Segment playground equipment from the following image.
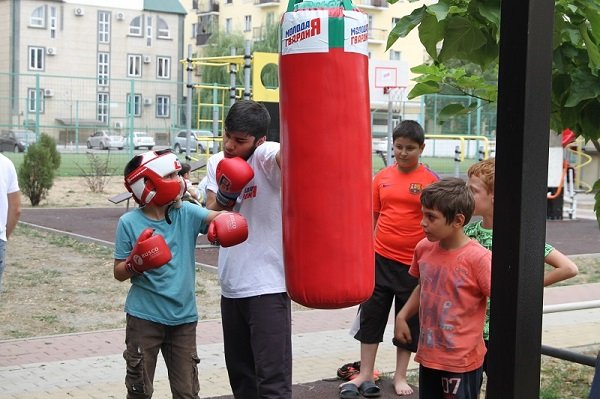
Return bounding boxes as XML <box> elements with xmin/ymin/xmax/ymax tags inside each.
<box><xmin>181</xmin><ymin>47</ymin><xmax>280</xmax><ymax>155</ymax></box>
<box><xmin>547</xmin><ymin>132</ymin><xmax>593</xmax><ymax>220</ymax></box>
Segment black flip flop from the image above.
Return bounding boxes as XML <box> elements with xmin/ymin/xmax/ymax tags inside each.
<box><xmin>358</xmin><ymin>381</ymin><xmax>381</xmax><ymax>398</ymax></box>
<box><xmin>339</xmin><ymin>382</ymin><xmax>360</xmax><ymax>399</ymax></box>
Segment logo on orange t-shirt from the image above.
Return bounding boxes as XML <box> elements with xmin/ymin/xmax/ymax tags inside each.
<box><xmin>409</xmin><ymin>183</ymin><xmax>423</xmax><ymax>194</ymax></box>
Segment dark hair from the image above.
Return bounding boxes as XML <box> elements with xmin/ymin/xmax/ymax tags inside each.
<box><xmin>179</xmin><ymin>162</ymin><xmax>191</xmax><ymax>176</ymax></box>
<box><xmin>392</xmin><ymin>120</ymin><xmax>425</xmax><ymax>145</ymax></box>
<box><xmin>225</xmin><ymin>100</ymin><xmax>271</xmax><ymax>140</ymax></box>
<box><xmin>420</xmin><ymin>177</ymin><xmax>474</xmax><ymax>225</ymax></box>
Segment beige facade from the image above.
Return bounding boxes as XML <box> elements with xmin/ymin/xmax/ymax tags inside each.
<box><xmin>1</xmin><ymin>0</ymin><xmax>186</xmax><ymax>143</ymax></box>
<box><xmin>182</xmin><ymin>0</ymin><xmax>430</xmax><ymax>83</ymax></box>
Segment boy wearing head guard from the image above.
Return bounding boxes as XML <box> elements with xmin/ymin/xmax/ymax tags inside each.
<box><xmin>114</xmin><ymin>149</ymin><xmax>248</xmax><ymax>398</ymax></box>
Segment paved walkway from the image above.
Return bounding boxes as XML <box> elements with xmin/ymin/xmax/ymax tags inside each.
<box><xmin>1</xmin><ymin>283</ymin><xmax>599</xmax><ymax>399</ymax></box>
<box><xmin>2</xmin><ymin>201</ymin><xmax>598</xmax><ymax>398</ymax></box>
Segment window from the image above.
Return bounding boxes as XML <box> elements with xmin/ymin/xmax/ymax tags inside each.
<box><xmin>98</xmin><ymin>11</ymin><xmax>111</xmax><ymax>43</ymax></box>
<box><xmin>97</xmin><ymin>93</ymin><xmax>109</xmax><ymax>123</ymax></box>
<box><xmin>266</xmin><ymin>12</ymin><xmax>274</xmax><ymax>26</ymax></box>
<box><xmin>98</xmin><ymin>52</ymin><xmax>110</xmax><ymax>86</ymax></box>
<box><xmin>225</xmin><ymin>18</ymin><xmax>232</xmax><ymax>34</ymax></box>
<box><xmin>128</xmin><ymin>54</ymin><xmax>142</xmax><ymax>77</ymax></box>
<box><xmin>191</xmin><ymin>23</ymin><xmax>198</xmax><ymax>38</ymax></box>
<box><xmin>28</xmin><ymin>47</ymin><xmax>44</xmax><ymax>70</ymax></box>
<box><xmin>192</xmin><ymin>0</ymin><xmax>198</xmax><ymax>9</ymax></box>
<box><xmin>146</xmin><ymin>16</ymin><xmax>153</xmax><ymax>46</ymax></box>
<box><xmin>244</xmin><ymin>16</ymin><xmax>252</xmax><ymax>32</ymax></box>
<box><xmin>157</xmin><ymin>57</ymin><xmax>171</xmax><ymax>79</ymax></box>
<box><xmin>27</xmin><ymin>88</ymin><xmax>45</xmax><ymax>113</ymax></box>
<box><xmin>49</xmin><ymin>6</ymin><xmax>57</xmax><ymax>38</ymax></box>
<box><xmin>389</xmin><ymin>50</ymin><xmax>401</xmax><ymax>61</ymax></box>
<box><xmin>30</xmin><ymin>6</ymin><xmax>45</xmax><ymax>28</ymax></box>
<box><xmin>392</xmin><ymin>17</ymin><xmax>401</xmax><ymax>28</ymax></box>
<box><xmin>157</xmin><ymin>17</ymin><xmax>170</xmax><ymax>39</ymax></box>
<box><xmin>129</xmin><ymin>16</ymin><xmax>143</xmax><ymax>36</ymax></box>
<box><xmin>156</xmin><ymin>96</ymin><xmax>170</xmax><ymax>118</ymax></box>
<box><xmin>127</xmin><ymin>94</ymin><xmax>142</xmax><ymax>117</ymax></box>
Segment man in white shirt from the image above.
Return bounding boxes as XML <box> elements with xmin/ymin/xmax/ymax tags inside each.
<box><xmin>0</xmin><ymin>154</ymin><xmax>22</xmax><ymax>291</ymax></box>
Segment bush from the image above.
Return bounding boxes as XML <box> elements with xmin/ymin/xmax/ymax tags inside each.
<box><xmin>76</xmin><ymin>152</ymin><xmax>117</xmax><ymax>193</ymax></box>
<box><xmin>18</xmin><ymin>134</ymin><xmax>60</xmax><ymax>206</ymax></box>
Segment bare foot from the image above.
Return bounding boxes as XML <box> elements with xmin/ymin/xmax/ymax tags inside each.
<box><xmin>393</xmin><ymin>376</ymin><xmax>414</xmax><ymax>396</ymax></box>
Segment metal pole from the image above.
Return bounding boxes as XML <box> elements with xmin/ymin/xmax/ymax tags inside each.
<box><xmin>386</xmin><ymin>94</ymin><xmax>394</xmax><ymax>166</ymax></box>
<box><xmin>454</xmin><ymin>145</ymin><xmax>461</xmax><ymax>178</ymax></box>
<box><xmin>185</xmin><ymin>44</ymin><xmax>193</xmax><ymax>159</ymax></box>
<box><xmin>243</xmin><ymin>41</ymin><xmax>251</xmax><ymax>100</ymax></box>
<box><xmin>230</xmin><ymin>48</ymin><xmax>237</xmax><ymax>106</ymax></box>
<box><xmin>486</xmin><ymin>0</ymin><xmax>555</xmax><ymax>396</ymax></box>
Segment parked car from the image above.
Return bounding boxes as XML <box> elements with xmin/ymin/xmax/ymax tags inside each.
<box><xmin>87</xmin><ymin>131</ymin><xmax>124</xmax><ymax>150</ymax></box>
<box><xmin>123</xmin><ymin>131</ymin><xmax>155</xmax><ymax>150</ymax></box>
<box><xmin>0</xmin><ymin>129</ymin><xmax>36</xmax><ymax>152</ymax></box>
<box><xmin>173</xmin><ymin>130</ymin><xmax>217</xmax><ymax>154</ymax></box>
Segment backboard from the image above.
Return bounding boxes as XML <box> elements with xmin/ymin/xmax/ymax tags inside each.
<box><xmin>368</xmin><ymin>59</ymin><xmax>409</xmax><ymax>106</ymax></box>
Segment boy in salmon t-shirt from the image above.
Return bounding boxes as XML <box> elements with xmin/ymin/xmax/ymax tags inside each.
<box><xmin>395</xmin><ymin>178</ymin><xmax>491</xmax><ymax>399</ymax></box>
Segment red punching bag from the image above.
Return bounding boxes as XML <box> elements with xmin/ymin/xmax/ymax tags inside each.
<box><xmin>280</xmin><ymin>0</ymin><xmax>374</xmax><ymax>309</ymax></box>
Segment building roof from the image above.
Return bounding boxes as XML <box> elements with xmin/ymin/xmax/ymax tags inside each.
<box><xmin>144</xmin><ymin>0</ymin><xmax>186</xmax><ymax>15</ymax></box>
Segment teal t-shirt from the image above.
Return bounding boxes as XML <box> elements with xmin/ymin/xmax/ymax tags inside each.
<box><xmin>114</xmin><ymin>202</ymin><xmax>210</xmax><ymax>325</ymax></box>
<box><xmin>464</xmin><ymin>220</ymin><xmax>554</xmax><ymax>340</ymax></box>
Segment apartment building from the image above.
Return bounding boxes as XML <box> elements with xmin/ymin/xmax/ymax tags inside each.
<box><xmin>0</xmin><ymin>0</ymin><xmax>186</xmax><ymax>143</ymax></box>
<box><xmin>181</xmin><ymin>0</ymin><xmax>430</xmax><ymax>133</ymax></box>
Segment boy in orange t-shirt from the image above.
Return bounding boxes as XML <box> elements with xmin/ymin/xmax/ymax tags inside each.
<box><xmin>395</xmin><ymin>178</ymin><xmax>491</xmax><ymax>399</ymax></box>
<box><xmin>341</xmin><ymin>120</ymin><xmax>438</xmax><ymax>398</ymax></box>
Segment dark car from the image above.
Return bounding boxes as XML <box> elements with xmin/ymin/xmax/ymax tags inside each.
<box><xmin>0</xmin><ymin>129</ymin><xmax>36</xmax><ymax>152</ymax></box>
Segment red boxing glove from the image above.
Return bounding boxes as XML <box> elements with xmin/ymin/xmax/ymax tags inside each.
<box><xmin>207</xmin><ymin>212</ymin><xmax>249</xmax><ymax>247</ymax></box>
<box><xmin>126</xmin><ymin>228</ymin><xmax>172</xmax><ymax>274</ymax></box>
<box><xmin>216</xmin><ymin>157</ymin><xmax>254</xmax><ymax>208</ymax></box>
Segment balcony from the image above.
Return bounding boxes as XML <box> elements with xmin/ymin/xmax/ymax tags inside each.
<box><xmin>368</xmin><ymin>28</ymin><xmax>388</xmax><ymax>44</ymax></box>
<box><xmin>197</xmin><ymin>1</ymin><xmax>220</xmax><ymax>14</ymax></box>
<box><xmin>254</xmin><ymin>0</ymin><xmax>280</xmax><ymax>7</ymax></box>
<box><xmin>356</xmin><ymin>0</ymin><xmax>388</xmax><ymax>9</ymax></box>
<box><xmin>196</xmin><ymin>33</ymin><xmax>213</xmax><ymax>46</ymax></box>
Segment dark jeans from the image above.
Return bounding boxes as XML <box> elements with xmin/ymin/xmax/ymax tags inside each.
<box><xmin>221</xmin><ymin>293</ymin><xmax>292</xmax><ymax>399</ymax></box>
<box><xmin>123</xmin><ymin>314</ymin><xmax>200</xmax><ymax>399</ymax></box>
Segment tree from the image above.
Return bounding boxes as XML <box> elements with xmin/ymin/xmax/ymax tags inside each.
<box><xmin>388</xmin><ymin>0</ymin><xmax>600</xmax><ymax>223</ymax></box>
<box><xmin>18</xmin><ymin>133</ymin><xmax>60</xmax><ymax>206</ymax></box>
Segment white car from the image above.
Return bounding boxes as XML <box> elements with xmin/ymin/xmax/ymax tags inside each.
<box><xmin>123</xmin><ymin>131</ymin><xmax>155</xmax><ymax>150</ymax></box>
<box><xmin>87</xmin><ymin>131</ymin><xmax>124</xmax><ymax>150</ymax></box>
<box><xmin>173</xmin><ymin>130</ymin><xmax>218</xmax><ymax>154</ymax></box>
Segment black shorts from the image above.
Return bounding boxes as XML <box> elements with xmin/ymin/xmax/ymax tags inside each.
<box><xmin>353</xmin><ymin>253</ymin><xmax>419</xmax><ymax>352</ymax></box>
<box><xmin>419</xmin><ymin>365</ymin><xmax>483</xmax><ymax>399</ymax></box>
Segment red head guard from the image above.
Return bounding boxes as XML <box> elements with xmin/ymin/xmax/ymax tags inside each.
<box><xmin>124</xmin><ymin>150</ymin><xmax>183</xmax><ymax>207</ymax></box>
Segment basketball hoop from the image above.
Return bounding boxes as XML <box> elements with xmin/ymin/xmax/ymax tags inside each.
<box><xmin>384</xmin><ymin>86</ymin><xmax>406</xmax><ymax>114</ymax></box>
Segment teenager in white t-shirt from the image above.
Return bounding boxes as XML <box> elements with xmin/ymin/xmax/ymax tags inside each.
<box><xmin>205</xmin><ymin>100</ymin><xmax>290</xmax><ymax>399</ymax></box>
<box><xmin>0</xmin><ymin>154</ymin><xmax>21</xmax><ymax>291</ymax></box>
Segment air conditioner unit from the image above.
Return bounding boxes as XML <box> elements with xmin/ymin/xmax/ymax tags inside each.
<box><xmin>43</xmin><ymin>88</ymin><xmax>54</xmax><ymax>97</ymax></box>
<box><xmin>46</xmin><ymin>47</ymin><xmax>56</xmax><ymax>55</ymax></box>
<box><xmin>143</xmin><ymin>55</ymin><xmax>152</xmax><ymax>64</ymax></box>
<box><xmin>115</xmin><ymin>12</ymin><xmax>125</xmax><ymax>21</ymax></box>
<box><xmin>143</xmin><ymin>98</ymin><xmax>152</xmax><ymax>106</ymax></box>
<box><xmin>74</xmin><ymin>7</ymin><xmax>85</xmax><ymax>16</ymax></box>
<box><xmin>114</xmin><ymin>121</ymin><xmax>123</xmax><ymax>129</ymax></box>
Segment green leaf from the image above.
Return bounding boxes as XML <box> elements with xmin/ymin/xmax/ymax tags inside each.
<box><xmin>579</xmin><ymin>25</ymin><xmax>600</xmax><ymax>73</ymax></box>
<box><xmin>427</xmin><ymin>2</ymin><xmax>450</xmax><ymax>21</ymax></box>
<box><xmin>564</xmin><ymin>69</ymin><xmax>600</xmax><ymax>107</ymax></box>
<box><xmin>407</xmin><ymin>81</ymin><xmax>441</xmax><ymax>99</ymax></box>
<box><xmin>386</xmin><ymin>6</ymin><xmax>427</xmax><ymax>50</ymax></box>
<box><xmin>477</xmin><ymin>0</ymin><xmax>501</xmax><ymax>29</ymax></box>
<box><xmin>418</xmin><ymin>14</ymin><xmax>446</xmax><ymax>60</ymax></box>
<box><xmin>438</xmin><ymin>16</ymin><xmax>487</xmax><ymax>63</ymax></box>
